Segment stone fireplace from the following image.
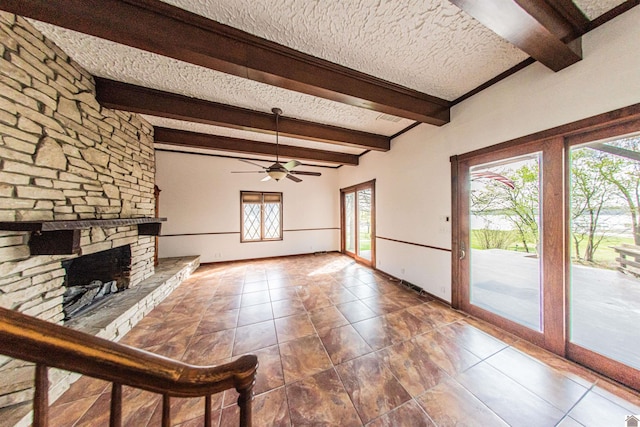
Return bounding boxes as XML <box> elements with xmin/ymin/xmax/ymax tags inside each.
<box><xmin>0</xmin><ymin>12</ymin><xmax>183</xmax><ymax>422</ymax></box>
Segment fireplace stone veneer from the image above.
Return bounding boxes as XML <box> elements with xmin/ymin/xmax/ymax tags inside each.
<box><xmin>0</xmin><ymin>12</ymin><xmax>170</xmax><ymax>420</ymax></box>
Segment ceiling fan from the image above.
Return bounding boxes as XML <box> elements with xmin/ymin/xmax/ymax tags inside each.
<box><xmin>231</xmin><ymin>108</ymin><xmax>322</xmax><ymax>183</ymax></box>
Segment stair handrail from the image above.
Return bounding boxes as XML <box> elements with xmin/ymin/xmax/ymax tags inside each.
<box><xmin>0</xmin><ymin>306</ymin><xmax>258</xmax><ymax>426</ymax></box>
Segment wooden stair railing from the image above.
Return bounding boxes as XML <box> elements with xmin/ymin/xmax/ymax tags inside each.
<box><xmin>0</xmin><ymin>306</ymin><xmax>258</xmax><ymax>427</ymax></box>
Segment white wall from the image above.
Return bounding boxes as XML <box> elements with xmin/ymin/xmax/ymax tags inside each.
<box><xmin>156</xmin><ymin>151</ymin><xmax>339</xmax><ymax>262</ymax></box>
<box><xmin>338</xmin><ymin>7</ymin><xmax>640</xmax><ymax>302</ymax></box>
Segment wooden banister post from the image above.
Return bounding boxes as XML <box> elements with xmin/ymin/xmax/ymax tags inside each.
<box><xmin>110</xmin><ymin>383</ymin><xmax>122</xmax><ymax>427</ymax></box>
<box><xmin>33</xmin><ymin>364</ymin><xmax>49</xmax><ymax>427</ymax></box>
<box><xmin>237</xmin><ymin>382</ymin><xmax>254</xmax><ymax>427</ymax></box>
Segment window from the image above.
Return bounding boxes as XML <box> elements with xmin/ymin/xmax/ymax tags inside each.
<box><xmin>241</xmin><ymin>192</ymin><xmax>283</xmax><ymax>242</ymax></box>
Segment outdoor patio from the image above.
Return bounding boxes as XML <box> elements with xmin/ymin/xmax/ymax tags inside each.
<box><xmin>471</xmin><ymin>249</ymin><xmax>640</xmax><ymax>370</ymax></box>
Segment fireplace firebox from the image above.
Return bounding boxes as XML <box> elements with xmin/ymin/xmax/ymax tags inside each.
<box><xmin>62</xmin><ymin>246</ymin><xmax>132</xmax><ymax>320</ymax></box>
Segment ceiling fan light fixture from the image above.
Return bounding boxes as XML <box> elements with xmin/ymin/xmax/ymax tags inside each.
<box><xmin>268</xmin><ymin>169</ymin><xmax>288</xmax><ymax>181</ymax></box>
<box><xmin>231</xmin><ymin>108</ymin><xmax>320</xmax><ymax>182</ymax></box>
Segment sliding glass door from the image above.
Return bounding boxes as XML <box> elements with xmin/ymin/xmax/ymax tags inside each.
<box><xmin>341</xmin><ymin>180</ymin><xmax>375</xmax><ymax>266</ymax></box>
<box><xmin>454</xmin><ymin>122</ymin><xmax>640</xmax><ymax>390</ymax></box>
<box><xmin>468</xmin><ymin>154</ymin><xmax>543</xmax><ymax>332</ymax></box>
<box><xmin>567</xmin><ymin>135</ymin><xmax>640</xmax><ymax>376</ymax></box>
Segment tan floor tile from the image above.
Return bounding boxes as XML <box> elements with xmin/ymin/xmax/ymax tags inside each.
<box><xmin>182</xmin><ymin>329</ymin><xmax>235</xmax><ymax>365</ymax></box>
<box><xmin>242</xmin><ymin>281</ymin><xmax>269</xmax><ymax>293</ymax></box>
<box><xmin>456</xmin><ymin>362</ymin><xmax>565</xmax><ymax>426</ymax></box>
<box><xmin>195</xmin><ymin>309</ymin><xmax>239</xmax><ymax>335</ymax></box>
<box><xmin>47</xmin><ymin>254</ymin><xmax>640</xmax><ymax>427</ymax></box>
<box><xmin>309</xmin><ymin>305</ymin><xmax>349</xmax><ymax>334</ymax></box>
<box><xmin>337</xmin><ymin>353</ymin><xmax>411</xmax><ymax>423</ymax></box>
<box><xmin>437</xmin><ymin>320</ymin><xmax>508</xmax><ymax>359</ymax></box>
<box><xmin>286</xmin><ymin>368</ymin><xmax>361</xmax><ymax>426</ymax></box>
<box><xmin>240</xmin><ymin>290</ymin><xmax>271</xmax><ymax>307</ymax></box>
<box><xmin>220</xmin><ymin>387</ymin><xmax>290</xmax><ymax>427</ymax></box>
<box><xmin>237</xmin><ymin>302</ymin><xmax>273</xmax><ymax>326</ymax></box>
<box><xmin>233</xmin><ymin>320</ymin><xmax>277</xmax><ymax>355</ymax></box>
<box><xmin>337</xmin><ymin>300</ymin><xmax>377</xmax><ymax>323</ymax></box>
<box><xmin>279</xmin><ymin>335</ymin><xmax>332</xmax><ymax>383</ymax></box>
<box><xmin>274</xmin><ymin>313</ymin><xmax>315</xmax><ymax>343</ymax></box>
<box><xmin>48</xmin><ymin>396</ymin><xmax>100</xmax><ymax>427</ymax></box>
<box><xmin>269</xmin><ymin>287</ymin><xmax>298</xmax><ymax>302</ymax></box>
<box><xmin>320</xmin><ymin>324</ymin><xmax>373</xmax><ymax>364</ymax></box>
<box><xmin>351</xmin><ymin>315</ymin><xmax>406</xmax><ymax>350</ymax></box>
<box><xmin>416</xmin><ymin>378</ymin><xmax>508</xmax><ymax>426</ymax></box>
<box><xmin>568</xmin><ymin>389</ymin><xmax>640</xmax><ymax>427</ymax></box>
<box><xmin>486</xmin><ymin>347</ymin><xmax>588</xmax><ymax>412</ymax></box>
<box><xmin>377</xmin><ymin>339</ymin><xmax>449</xmax><ymax>396</ymax></box>
<box><xmin>271</xmin><ymin>297</ymin><xmax>306</xmax><ymax>318</ymax></box>
<box><xmin>366</xmin><ymin>400</ymin><xmax>435</xmax><ymax>427</ymax></box>
<box><xmin>413</xmin><ymin>331</ymin><xmax>481</xmax><ymax>376</ymax></box>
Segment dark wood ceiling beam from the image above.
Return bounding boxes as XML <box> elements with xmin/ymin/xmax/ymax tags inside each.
<box><xmin>2</xmin><ymin>0</ymin><xmax>451</xmax><ymax>125</ymax></box>
<box><xmin>154</xmin><ymin>127</ymin><xmax>359</xmax><ymax>166</ymax></box>
<box><xmin>449</xmin><ymin>0</ymin><xmax>584</xmax><ymax>71</ymax></box>
<box><xmin>96</xmin><ymin>78</ymin><xmax>390</xmax><ymax>151</ymax></box>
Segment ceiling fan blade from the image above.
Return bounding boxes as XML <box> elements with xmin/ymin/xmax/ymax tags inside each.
<box><xmin>231</xmin><ymin>171</ymin><xmax>267</xmax><ymax>173</ymax></box>
<box><xmin>289</xmin><ymin>170</ymin><xmax>321</xmax><ymax>176</ymax></box>
<box><xmin>286</xmin><ymin>173</ymin><xmax>302</xmax><ymax>183</ymax></box>
<box><xmin>261</xmin><ymin>175</ymin><xmax>272</xmax><ymax>182</ymax></box>
<box><xmin>283</xmin><ymin>160</ymin><xmax>302</xmax><ymax>171</ymax></box>
<box><xmin>239</xmin><ymin>159</ymin><xmax>267</xmax><ymax>169</ymax></box>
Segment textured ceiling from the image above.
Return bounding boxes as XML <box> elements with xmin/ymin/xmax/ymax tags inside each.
<box><xmin>160</xmin><ymin>0</ymin><xmax>530</xmax><ymax>100</ymax></box>
<box><xmin>25</xmin><ymin>0</ymin><xmax>635</xmax><ymax>167</ymax></box>
<box><xmin>27</xmin><ymin>23</ymin><xmax>409</xmax><ymax>137</ymax></box>
<box><xmin>573</xmin><ymin>0</ymin><xmax>627</xmax><ymax>19</ymax></box>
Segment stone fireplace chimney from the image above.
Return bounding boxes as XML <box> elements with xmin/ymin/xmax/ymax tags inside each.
<box><xmin>0</xmin><ymin>12</ymin><xmax>159</xmax><ymax>413</ymax></box>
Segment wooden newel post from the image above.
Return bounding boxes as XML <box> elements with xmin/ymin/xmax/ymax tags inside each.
<box><xmin>235</xmin><ymin>355</ymin><xmax>258</xmax><ymax>427</ymax></box>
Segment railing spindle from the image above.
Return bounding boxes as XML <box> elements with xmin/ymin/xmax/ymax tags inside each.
<box><xmin>237</xmin><ymin>385</ymin><xmax>254</xmax><ymax>427</ymax></box>
<box><xmin>204</xmin><ymin>394</ymin><xmax>212</xmax><ymax>427</ymax></box>
<box><xmin>162</xmin><ymin>394</ymin><xmax>171</xmax><ymax>427</ymax></box>
<box><xmin>110</xmin><ymin>383</ymin><xmax>122</xmax><ymax>427</ymax></box>
<box><xmin>33</xmin><ymin>364</ymin><xmax>48</xmax><ymax>427</ymax></box>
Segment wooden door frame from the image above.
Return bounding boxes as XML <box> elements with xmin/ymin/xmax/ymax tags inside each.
<box><xmin>451</xmin><ymin>103</ymin><xmax>640</xmax><ymax>391</ymax></box>
<box><xmin>340</xmin><ymin>179</ymin><xmax>376</xmax><ymax>267</ymax></box>
<box><xmin>454</xmin><ymin>140</ymin><xmax>555</xmax><ymax>351</ymax></box>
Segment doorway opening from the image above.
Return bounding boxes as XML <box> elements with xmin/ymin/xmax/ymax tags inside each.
<box><xmin>341</xmin><ymin>180</ymin><xmax>375</xmax><ymax>266</ymax></box>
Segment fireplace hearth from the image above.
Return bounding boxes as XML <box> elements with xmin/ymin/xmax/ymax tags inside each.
<box><xmin>61</xmin><ymin>246</ymin><xmax>132</xmax><ymax>321</ymax></box>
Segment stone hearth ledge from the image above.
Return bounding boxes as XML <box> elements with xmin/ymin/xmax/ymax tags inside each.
<box><xmin>8</xmin><ymin>255</ymin><xmax>201</xmax><ymax>427</ymax></box>
<box><xmin>65</xmin><ymin>255</ymin><xmax>199</xmax><ymax>338</ymax></box>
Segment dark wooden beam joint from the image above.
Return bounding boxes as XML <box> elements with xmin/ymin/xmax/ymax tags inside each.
<box><xmin>96</xmin><ymin>78</ymin><xmax>390</xmax><ymax>151</ymax></box>
<box><xmin>154</xmin><ymin>127</ymin><xmax>360</xmax><ymax>166</ymax></box>
<box><xmin>0</xmin><ymin>0</ymin><xmax>451</xmax><ymax>125</ymax></box>
<box><xmin>96</xmin><ymin>78</ymin><xmax>389</xmax><ymax>151</ymax></box>
<box><xmin>450</xmin><ymin>0</ymin><xmax>585</xmax><ymax>72</ymax></box>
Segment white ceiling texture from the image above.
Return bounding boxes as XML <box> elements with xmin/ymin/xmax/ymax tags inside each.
<box><xmin>26</xmin><ymin>0</ymin><xmax>630</xmax><ymax>168</ymax></box>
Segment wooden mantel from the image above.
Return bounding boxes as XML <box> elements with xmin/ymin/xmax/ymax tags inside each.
<box><xmin>0</xmin><ymin>218</ymin><xmax>167</xmax><ymax>255</ymax></box>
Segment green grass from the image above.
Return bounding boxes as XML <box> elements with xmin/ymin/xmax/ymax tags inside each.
<box><xmin>570</xmin><ymin>234</ymin><xmax>634</xmax><ymax>266</ymax></box>
<box><xmin>471</xmin><ymin>228</ymin><xmax>634</xmax><ymax>269</ymax></box>
<box><xmin>359</xmin><ymin>233</ymin><xmax>371</xmax><ymax>251</ymax></box>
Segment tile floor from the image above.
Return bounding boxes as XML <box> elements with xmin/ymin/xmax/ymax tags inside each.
<box><xmin>49</xmin><ymin>253</ymin><xmax>640</xmax><ymax>426</ymax></box>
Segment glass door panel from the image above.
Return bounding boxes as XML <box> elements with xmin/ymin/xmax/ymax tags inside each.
<box><xmin>568</xmin><ymin>136</ymin><xmax>640</xmax><ymax>369</ymax></box>
<box><xmin>341</xmin><ymin>180</ymin><xmax>375</xmax><ymax>266</ymax></box>
<box><xmin>357</xmin><ymin>188</ymin><xmax>372</xmax><ymax>261</ymax></box>
<box><xmin>469</xmin><ymin>154</ymin><xmax>543</xmax><ymax>331</ymax></box>
<box><xmin>345</xmin><ymin>192</ymin><xmax>356</xmax><ymax>254</ymax></box>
